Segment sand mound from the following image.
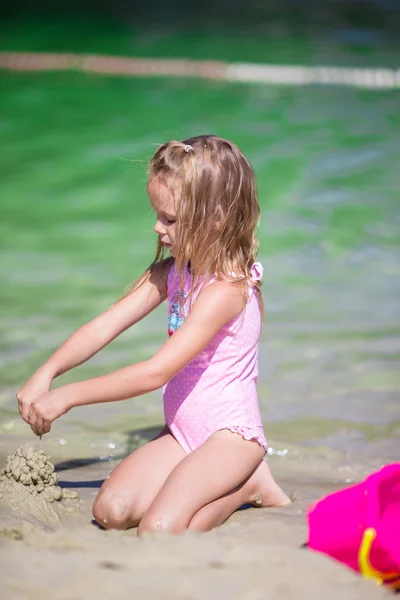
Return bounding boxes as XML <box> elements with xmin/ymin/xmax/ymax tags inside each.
<box><xmin>0</xmin><ymin>445</ymin><xmax>84</xmax><ymax>535</ymax></box>
<box><xmin>0</xmin><ymin>444</ymin><xmax>78</xmax><ymax>502</ymax></box>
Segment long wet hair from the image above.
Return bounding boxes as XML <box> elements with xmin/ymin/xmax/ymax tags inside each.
<box><xmin>124</xmin><ymin>135</ymin><xmax>262</xmax><ymax>309</ymax></box>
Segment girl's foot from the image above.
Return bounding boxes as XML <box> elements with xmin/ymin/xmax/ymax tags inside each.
<box><xmin>245</xmin><ymin>460</ymin><xmax>291</xmax><ymax>508</ymax></box>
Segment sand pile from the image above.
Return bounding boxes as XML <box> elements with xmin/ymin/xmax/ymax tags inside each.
<box><xmin>0</xmin><ymin>444</ymin><xmax>78</xmax><ymax>502</ymax></box>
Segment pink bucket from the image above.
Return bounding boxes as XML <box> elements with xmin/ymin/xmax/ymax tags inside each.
<box><xmin>307</xmin><ymin>463</ymin><xmax>400</xmax><ymax>590</ymax></box>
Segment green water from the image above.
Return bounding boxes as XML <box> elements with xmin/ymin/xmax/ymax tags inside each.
<box><xmin>0</xmin><ymin>23</ymin><xmax>399</xmax><ymax>472</ymax></box>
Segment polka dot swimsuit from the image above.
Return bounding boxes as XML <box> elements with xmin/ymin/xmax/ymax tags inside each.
<box><xmin>163</xmin><ymin>261</ymin><xmax>268</xmax><ymax>454</ymax></box>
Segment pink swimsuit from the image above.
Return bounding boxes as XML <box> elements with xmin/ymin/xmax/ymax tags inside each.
<box><xmin>163</xmin><ymin>261</ymin><xmax>268</xmax><ymax>454</ymax></box>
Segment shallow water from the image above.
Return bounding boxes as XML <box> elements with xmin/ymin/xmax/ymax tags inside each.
<box><xmin>0</xmin><ymin>48</ymin><xmax>399</xmax><ymax>494</ymax></box>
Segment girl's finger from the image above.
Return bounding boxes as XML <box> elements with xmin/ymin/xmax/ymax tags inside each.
<box><xmin>27</xmin><ymin>403</ymin><xmax>34</xmax><ymax>425</ymax></box>
<box><xmin>20</xmin><ymin>406</ymin><xmax>31</xmax><ymax>424</ymax></box>
<box><xmin>42</xmin><ymin>420</ymin><xmax>51</xmax><ymax>435</ymax></box>
<box><xmin>35</xmin><ymin>415</ymin><xmax>44</xmax><ymax>437</ymax></box>
<box><xmin>29</xmin><ymin>408</ymin><xmax>38</xmax><ymax>434</ymax></box>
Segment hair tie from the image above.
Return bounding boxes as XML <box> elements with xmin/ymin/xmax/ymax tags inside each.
<box><xmin>184</xmin><ymin>144</ymin><xmax>193</xmax><ymax>153</ymax></box>
<box><xmin>250</xmin><ymin>262</ymin><xmax>263</xmax><ymax>282</ymax></box>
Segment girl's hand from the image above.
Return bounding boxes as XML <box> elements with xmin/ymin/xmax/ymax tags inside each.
<box><xmin>16</xmin><ymin>368</ymin><xmax>54</xmax><ymax>424</ymax></box>
<box><xmin>28</xmin><ymin>388</ymin><xmax>72</xmax><ymax>437</ymax></box>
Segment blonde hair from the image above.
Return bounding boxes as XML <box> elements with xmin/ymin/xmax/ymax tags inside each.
<box><xmin>124</xmin><ymin>135</ymin><xmax>262</xmax><ymax>309</ymax></box>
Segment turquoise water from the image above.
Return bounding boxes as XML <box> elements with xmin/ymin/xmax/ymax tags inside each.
<box><xmin>0</xmin><ymin>27</ymin><xmax>399</xmax><ymax>474</ymax></box>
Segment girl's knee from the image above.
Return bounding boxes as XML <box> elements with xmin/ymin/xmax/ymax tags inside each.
<box><xmin>92</xmin><ymin>491</ymin><xmax>134</xmax><ymax>530</ymax></box>
<box><xmin>137</xmin><ymin>510</ymin><xmax>187</xmax><ymax>536</ymax></box>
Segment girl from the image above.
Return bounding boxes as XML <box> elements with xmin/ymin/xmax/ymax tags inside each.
<box><xmin>16</xmin><ymin>135</ymin><xmax>290</xmax><ymax>534</ymax></box>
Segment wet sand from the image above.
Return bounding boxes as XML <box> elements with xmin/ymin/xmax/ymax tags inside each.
<box><xmin>0</xmin><ymin>444</ymin><xmax>390</xmax><ymax>600</ymax></box>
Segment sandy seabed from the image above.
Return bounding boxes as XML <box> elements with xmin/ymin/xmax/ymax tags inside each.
<box><xmin>0</xmin><ymin>452</ymin><xmax>389</xmax><ymax>600</ymax></box>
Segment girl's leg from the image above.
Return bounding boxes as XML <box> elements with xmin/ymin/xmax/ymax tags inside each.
<box><xmin>188</xmin><ymin>459</ymin><xmax>290</xmax><ymax>531</ymax></box>
<box><xmin>92</xmin><ymin>426</ymin><xmax>186</xmax><ymax>530</ymax></box>
<box><xmin>138</xmin><ymin>429</ymin><xmax>267</xmax><ymax>536</ymax></box>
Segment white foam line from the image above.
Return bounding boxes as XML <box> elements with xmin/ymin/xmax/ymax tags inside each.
<box><xmin>0</xmin><ymin>52</ymin><xmax>399</xmax><ymax>90</ymax></box>
<box><xmin>227</xmin><ymin>63</ymin><xmax>400</xmax><ymax>89</ymax></box>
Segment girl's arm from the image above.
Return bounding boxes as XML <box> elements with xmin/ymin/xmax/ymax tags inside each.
<box><xmin>28</xmin><ymin>280</ymin><xmax>245</xmax><ymax>435</ymax></box>
<box><xmin>40</xmin><ymin>258</ymin><xmax>173</xmax><ymax>378</ymax></box>
<box><xmin>17</xmin><ymin>258</ymin><xmax>173</xmax><ymax>421</ymax></box>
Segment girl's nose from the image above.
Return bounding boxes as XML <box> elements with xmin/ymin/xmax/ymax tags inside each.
<box><xmin>154</xmin><ymin>219</ymin><xmax>166</xmax><ymax>236</ymax></box>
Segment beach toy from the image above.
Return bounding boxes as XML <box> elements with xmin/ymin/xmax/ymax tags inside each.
<box><xmin>307</xmin><ymin>463</ymin><xmax>400</xmax><ymax>591</ymax></box>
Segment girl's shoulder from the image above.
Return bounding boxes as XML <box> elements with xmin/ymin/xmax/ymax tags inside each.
<box><xmin>210</xmin><ymin>261</ymin><xmax>263</xmax><ymax>297</ymax></box>
<box><xmin>191</xmin><ymin>279</ymin><xmax>247</xmax><ymax>328</ymax></box>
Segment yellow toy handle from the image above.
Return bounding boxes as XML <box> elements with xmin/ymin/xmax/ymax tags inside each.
<box><xmin>358</xmin><ymin>528</ymin><xmax>400</xmax><ymax>590</ymax></box>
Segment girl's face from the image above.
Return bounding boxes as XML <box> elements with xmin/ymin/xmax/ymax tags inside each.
<box><xmin>148</xmin><ymin>178</ymin><xmax>177</xmax><ymax>257</ymax></box>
